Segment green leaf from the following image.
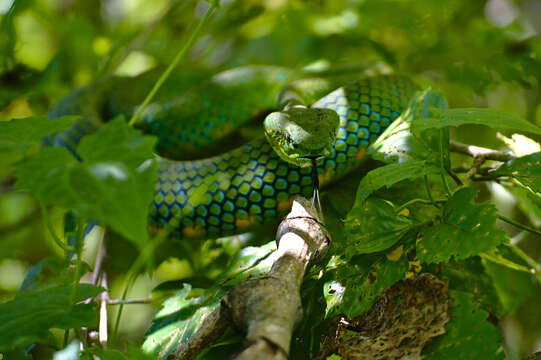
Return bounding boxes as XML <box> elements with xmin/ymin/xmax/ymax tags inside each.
<box><xmin>19</xmin><ymin>256</ymin><xmax>91</xmax><ymax>291</ymax></box>
<box><xmin>423</xmin><ymin>291</ymin><xmax>504</xmax><ymax>360</ymax></box>
<box><xmin>435</xmin><ymin>258</ymin><xmax>504</xmax><ymax>317</ymax></box>
<box><xmin>324</xmin><ymin>251</ymin><xmax>409</xmax><ymax>318</ymax></box>
<box><xmin>0</xmin><ymin>116</ymin><xmax>78</xmax><ymax>152</ymax></box>
<box><xmin>86</xmin><ymin>345</ymin><xmax>157</xmax><ymax>360</ymax></box>
<box><xmin>343</xmin><ymin>198</ymin><xmax>413</xmax><ymax>256</ymax></box>
<box><xmin>0</xmin><ymin>284</ymin><xmax>103</xmax><ymax>351</ymax></box>
<box><xmin>369</xmin><ymin>90</ymin><xmax>450</xmax><ymax>166</ymax></box>
<box><xmin>77</xmin><ymin>117</ymin><xmax>156</xmax><ymax>168</ymax></box>
<box><xmin>15</xmin><ymin>146</ymin><xmax>157</xmax><ymax>249</ymax></box>
<box><xmin>354</xmin><ymin>160</ymin><xmax>441</xmax><ymax>204</ymax></box>
<box><xmin>481</xmin><ymin>246</ymin><xmax>534</xmax><ymax>313</ymax></box>
<box><xmin>143</xmin><ymin>284</ymin><xmax>219</xmax><ymax>360</ymax></box>
<box><xmin>417</xmin><ymin>188</ymin><xmax>508</xmax><ymax>264</ymax></box>
<box><xmin>491</xmin><ymin>152</ymin><xmax>541</xmax><ymax>195</ymax></box>
<box><xmin>412</xmin><ymin>108</ymin><xmax>541</xmax><ymax>136</ymax></box>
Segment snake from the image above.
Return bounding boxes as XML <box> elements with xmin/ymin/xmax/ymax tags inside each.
<box><xmin>48</xmin><ymin>66</ymin><xmax>417</xmax><ymax>239</ymax></box>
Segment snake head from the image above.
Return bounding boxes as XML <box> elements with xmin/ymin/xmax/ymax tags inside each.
<box><xmin>263</xmin><ymin>107</ymin><xmax>339</xmax><ymax>167</ymax></box>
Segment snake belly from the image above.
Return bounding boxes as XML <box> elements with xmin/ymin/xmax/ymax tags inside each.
<box><xmin>153</xmin><ymin>74</ymin><xmax>417</xmax><ymax>238</ymax></box>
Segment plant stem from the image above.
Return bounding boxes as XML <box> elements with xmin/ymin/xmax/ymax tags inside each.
<box><xmin>450</xmin><ymin>140</ymin><xmax>515</xmax><ymax>162</ymax></box>
<box><xmin>110</xmin><ymin>228</ymin><xmax>170</xmax><ymax>345</ymax></box>
<box><xmin>395</xmin><ymin>198</ymin><xmax>447</xmax><ymax>213</ymax></box>
<box><xmin>40</xmin><ymin>203</ymin><xmax>74</xmax><ymax>253</ymax></box>
<box><xmin>128</xmin><ymin>4</ymin><xmax>217</xmax><ymax>127</ymax></box>
<box><xmin>498</xmin><ymin>214</ymin><xmax>541</xmax><ymax>237</ymax></box>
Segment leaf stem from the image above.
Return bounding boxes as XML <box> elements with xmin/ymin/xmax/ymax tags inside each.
<box><xmin>40</xmin><ymin>203</ymin><xmax>74</xmax><ymax>253</ymax></box>
<box><xmin>128</xmin><ymin>4</ymin><xmax>217</xmax><ymax>127</ymax></box>
<box><xmin>498</xmin><ymin>214</ymin><xmax>541</xmax><ymax>237</ymax></box>
<box><xmin>504</xmin><ymin>243</ymin><xmax>541</xmax><ymax>287</ymax></box>
<box><xmin>395</xmin><ymin>198</ymin><xmax>447</xmax><ymax>213</ymax></box>
<box><xmin>110</xmin><ymin>227</ymin><xmax>170</xmax><ymax>345</ymax></box>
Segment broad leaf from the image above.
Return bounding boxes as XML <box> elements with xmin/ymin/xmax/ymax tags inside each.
<box><xmin>143</xmin><ymin>284</ymin><xmax>219</xmax><ymax>360</ymax></box>
<box><xmin>19</xmin><ymin>256</ymin><xmax>91</xmax><ymax>292</ymax></box>
<box><xmin>423</xmin><ymin>291</ymin><xmax>504</xmax><ymax>360</ymax></box>
<box><xmin>354</xmin><ymin>160</ymin><xmax>441</xmax><ymax>203</ymax></box>
<box><xmin>0</xmin><ymin>284</ymin><xmax>103</xmax><ymax>351</ymax></box>
<box><xmin>86</xmin><ymin>345</ymin><xmax>157</xmax><ymax>360</ymax></box>
<box><xmin>78</xmin><ymin>117</ymin><xmax>156</xmax><ymax>168</ymax></box>
<box><xmin>324</xmin><ymin>251</ymin><xmax>409</xmax><ymax>318</ymax></box>
<box><xmin>369</xmin><ymin>90</ymin><xmax>450</xmax><ymax>167</ymax></box>
<box><xmin>491</xmin><ymin>152</ymin><xmax>541</xmax><ymax>195</ymax></box>
<box><xmin>412</xmin><ymin>108</ymin><xmax>541</xmax><ymax>136</ymax></box>
<box><xmin>344</xmin><ymin>198</ymin><xmax>413</xmax><ymax>256</ymax></box>
<box><xmin>417</xmin><ymin>188</ymin><xmax>508</xmax><ymax>264</ymax></box>
<box><xmin>482</xmin><ymin>246</ymin><xmax>534</xmax><ymax>314</ymax></box>
<box><xmin>0</xmin><ymin>115</ymin><xmax>78</xmax><ymax>152</ymax></box>
<box><xmin>15</xmin><ymin>147</ymin><xmax>157</xmax><ymax>249</ymax></box>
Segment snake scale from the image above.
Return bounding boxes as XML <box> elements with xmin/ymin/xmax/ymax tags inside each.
<box><xmin>48</xmin><ymin>66</ymin><xmax>417</xmax><ymax>239</ymax></box>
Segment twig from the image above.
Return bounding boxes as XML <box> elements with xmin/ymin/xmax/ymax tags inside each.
<box><xmin>172</xmin><ymin>196</ymin><xmax>330</xmax><ymax>360</ymax></box>
<box><xmin>465</xmin><ymin>155</ymin><xmax>486</xmax><ymax>181</ymax></box>
<box><xmin>128</xmin><ymin>3</ymin><xmax>217</xmax><ymax>126</ymax></box>
<box><xmin>499</xmin><ymin>214</ymin><xmax>541</xmax><ymax>237</ymax></box>
<box><xmin>106</xmin><ymin>297</ymin><xmax>152</xmax><ymax>305</ymax></box>
<box><xmin>504</xmin><ymin>244</ymin><xmax>541</xmax><ymax>287</ymax></box>
<box><xmin>450</xmin><ymin>141</ymin><xmax>515</xmax><ymax>162</ymax></box>
<box><xmin>99</xmin><ymin>274</ymin><xmax>109</xmax><ymax>346</ymax></box>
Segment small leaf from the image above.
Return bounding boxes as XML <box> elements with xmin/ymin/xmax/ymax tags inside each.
<box><xmin>423</xmin><ymin>291</ymin><xmax>504</xmax><ymax>360</ymax></box>
<box><xmin>324</xmin><ymin>252</ymin><xmax>409</xmax><ymax>318</ymax></box>
<box><xmin>143</xmin><ymin>284</ymin><xmax>219</xmax><ymax>360</ymax></box>
<box><xmin>344</xmin><ymin>198</ymin><xmax>413</xmax><ymax>256</ymax></box>
<box><xmin>0</xmin><ymin>284</ymin><xmax>103</xmax><ymax>351</ymax></box>
<box><xmin>417</xmin><ymin>188</ymin><xmax>508</xmax><ymax>264</ymax></box>
<box><xmin>491</xmin><ymin>152</ymin><xmax>541</xmax><ymax>194</ymax></box>
<box><xmin>354</xmin><ymin>160</ymin><xmax>441</xmax><ymax>203</ymax></box>
<box><xmin>412</xmin><ymin>108</ymin><xmax>541</xmax><ymax>136</ymax></box>
<box><xmin>0</xmin><ymin>116</ymin><xmax>78</xmax><ymax>152</ymax></box>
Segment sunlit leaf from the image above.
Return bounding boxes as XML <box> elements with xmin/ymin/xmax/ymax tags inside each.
<box><xmin>412</xmin><ymin>108</ymin><xmax>541</xmax><ymax>136</ymax></box>
<box><xmin>354</xmin><ymin>160</ymin><xmax>441</xmax><ymax>204</ymax></box>
<box><xmin>344</xmin><ymin>198</ymin><xmax>413</xmax><ymax>256</ymax></box>
<box><xmin>143</xmin><ymin>284</ymin><xmax>219</xmax><ymax>360</ymax></box>
<box><xmin>491</xmin><ymin>152</ymin><xmax>541</xmax><ymax>195</ymax></box>
<box><xmin>324</xmin><ymin>251</ymin><xmax>409</xmax><ymax>318</ymax></box>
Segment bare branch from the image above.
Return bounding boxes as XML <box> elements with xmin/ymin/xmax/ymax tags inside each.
<box><xmin>106</xmin><ymin>297</ymin><xmax>152</xmax><ymax>305</ymax></box>
<box><xmin>450</xmin><ymin>141</ymin><xmax>515</xmax><ymax>162</ymax></box>
<box><xmin>171</xmin><ymin>196</ymin><xmax>330</xmax><ymax>360</ymax></box>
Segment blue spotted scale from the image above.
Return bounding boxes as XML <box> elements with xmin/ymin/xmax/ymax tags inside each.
<box><xmin>49</xmin><ymin>67</ymin><xmax>417</xmax><ymax>239</ymax></box>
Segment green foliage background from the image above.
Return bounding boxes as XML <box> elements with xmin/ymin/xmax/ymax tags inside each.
<box><xmin>1</xmin><ymin>0</ymin><xmax>541</xmax><ymax>359</ymax></box>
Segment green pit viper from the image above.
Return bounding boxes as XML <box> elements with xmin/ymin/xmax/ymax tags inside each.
<box><xmin>48</xmin><ymin>66</ymin><xmax>417</xmax><ymax>239</ymax></box>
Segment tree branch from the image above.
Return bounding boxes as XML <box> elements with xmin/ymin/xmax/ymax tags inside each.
<box><xmin>450</xmin><ymin>141</ymin><xmax>515</xmax><ymax>162</ymax></box>
<box><xmin>171</xmin><ymin>196</ymin><xmax>330</xmax><ymax>360</ymax></box>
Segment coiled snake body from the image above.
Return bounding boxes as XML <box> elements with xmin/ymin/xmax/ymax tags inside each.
<box><xmin>49</xmin><ymin>66</ymin><xmax>417</xmax><ymax>239</ymax></box>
